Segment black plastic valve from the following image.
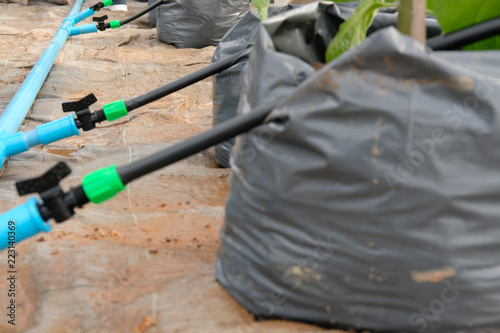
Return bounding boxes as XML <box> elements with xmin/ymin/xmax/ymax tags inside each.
<box><xmin>16</xmin><ymin>162</ymin><xmax>71</xmax><ymax>196</ymax></box>
<box><xmin>16</xmin><ymin>162</ymin><xmax>89</xmax><ymax>223</ymax></box>
<box><xmin>93</xmin><ymin>15</ymin><xmax>109</xmax><ymax>31</ymax></box>
<box><xmin>62</xmin><ymin>93</ymin><xmax>106</xmax><ymax>131</ymax></box>
<box><xmin>91</xmin><ymin>1</ymin><xmax>106</xmax><ymax>12</ymax></box>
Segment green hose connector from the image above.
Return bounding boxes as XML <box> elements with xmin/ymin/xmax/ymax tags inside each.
<box><xmin>103</xmin><ymin>100</ymin><xmax>128</xmax><ymax>121</ymax></box>
<box><xmin>82</xmin><ymin>165</ymin><xmax>125</xmax><ymax>204</ymax></box>
<box><xmin>103</xmin><ymin>0</ymin><xmax>113</xmax><ymax>6</ymax></box>
<box><xmin>110</xmin><ymin>20</ymin><xmax>121</xmax><ymax>29</ymax></box>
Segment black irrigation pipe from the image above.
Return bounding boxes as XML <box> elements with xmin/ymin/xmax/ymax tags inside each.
<box><xmin>88</xmin><ymin>49</ymin><xmax>251</xmax><ymax>129</ymax></box>
<box><xmin>116</xmin><ymin>102</ymin><xmax>274</xmax><ymax>184</ymax></box>
<box><xmin>105</xmin><ymin>0</ymin><xmax>164</xmax><ymax>28</ymax></box>
<box><xmin>427</xmin><ymin>16</ymin><xmax>500</xmax><ymax>50</ymax></box>
<box><xmin>123</xmin><ymin>48</ymin><xmax>252</xmax><ymax>111</ymax></box>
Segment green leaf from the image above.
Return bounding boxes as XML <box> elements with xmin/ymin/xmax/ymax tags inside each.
<box><xmin>251</xmin><ymin>0</ymin><xmax>271</xmax><ymax>21</ymax></box>
<box><xmin>434</xmin><ymin>0</ymin><xmax>500</xmax><ymax>50</ymax></box>
<box><xmin>325</xmin><ymin>0</ymin><xmax>394</xmax><ymax>63</ymax></box>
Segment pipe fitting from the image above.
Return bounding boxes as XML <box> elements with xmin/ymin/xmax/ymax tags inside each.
<box><xmin>69</xmin><ymin>23</ymin><xmax>98</xmax><ymax>36</ymax></box>
<box><xmin>0</xmin><ymin>115</ymin><xmax>80</xmax><ymax>168</ymax></box>
<box><xmin>34</xmin><ymin>115</ymin><xmax>80</xmax><ymax>145</ymax></box>
<box><xmin>0</xmin><ymin>197</ymin><xmax>51</xmax><ymax>251</ymax></box>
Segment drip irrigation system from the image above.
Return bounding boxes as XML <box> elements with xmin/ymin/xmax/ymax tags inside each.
<box><xmin>2</xmin><ymin>16</ymin><xmax>500</xmax><ymax>250</ymax></box>
<box><xmin>0</xmin><ymin>0</ymin><xmax>168</xmax><ymax>169</ymax></box>
<box><xmin>72</xmin><ymin>0</ymin><xmax>166</xmax><ymax>35</ymax></box>
<box><xmin>0</xmin><ymin>0</ymin><xmax>117</xmax><ymax>168</ymax></box>
<box><xmin>0</xmin><ymin>0</ymin><xmax>98</xmax><ymax>166</ymax></box>
<box><xmin>0</xmin><ymin>48</ymin><xmax>251</xmax><ymax>169</ymax></box>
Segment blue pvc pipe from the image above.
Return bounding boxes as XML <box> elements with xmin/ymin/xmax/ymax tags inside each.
<box><xmin>0</xmin><ymin>0</ymin><xmax>85</xmax><ymax>137</ymax></box>
<box><xmin>0</xmin><ymin>197</ymin><xmax>50</xmax><ymax>251</ymax></box>
<box><xmin>0</xmin><ymin>0</ymin><xmax>86</xmax><ymax>167</ymax></box>
<box><xmin>0</xmin><ymin>115</ymin><xmax>80</xmax><ymax>166</ymax></box>
<box><xmin>69</xmin><ymin>23</ymin><xmax>98</xmax><ymax>36</ymax></box>
<box><xmin>72</xmin><ymin>7</ymin><xmax>95</xmax><ymax>24</ymax></box>
<box><xmin>0</xmin><ymin>115</ymin><xmax>80</xmax><ymax>161</ymax></box>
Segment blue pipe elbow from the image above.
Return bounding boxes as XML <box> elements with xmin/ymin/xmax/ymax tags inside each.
<box><xmin>69</xmin><ymin>23</ymin><xmax>98</xmax><ymax>36</ymax></box>
<box><xmin>1</xmin><ymin>132</ymin><xmax>28</xmax><ymax>157</ymax></box>
<box><xmin>0</xmin><ymin>198</ymin><xmax>51</xmax><ymax>251</ymax></box>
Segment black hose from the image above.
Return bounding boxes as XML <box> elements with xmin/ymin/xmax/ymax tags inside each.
<box><xmin>116</xmin><ymin>102</ymin><xmax>273</xmax><ymax>184</ymax></box>
<box><xmin>124</xmin><ymin>48</ymin><xmax>251</xmax><ymax>111</ymax></box>
<box><xmin>428</xmin><ymin>16</ymin><xmax>500</xmax><ymax>50</ymax></box>
<box><xmin>104</xmin><ymin>0</ymin><xmax>164</xmax><ymax>29</ymax></box>
<box><xmin>120</xmin><ymin>0</ymin><xmax>163</xmax><ymax>26</ymax></box>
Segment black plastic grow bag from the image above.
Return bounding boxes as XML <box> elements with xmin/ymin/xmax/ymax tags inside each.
<box><xmin>156</xmin><ymin>0</ymin><xmax>249</xmax><ymax>49</ymax></box>
<box><xmin>215</xmin><ymin>20</ymin><xmax>500</xmax><ymax>333</ymax></box>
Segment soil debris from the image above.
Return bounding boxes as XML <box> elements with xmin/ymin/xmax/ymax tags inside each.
<box><xmin>133</xmin><ymin>316</ymin><xmax>156</xmax><ymax>333</ymax></box>
<box><xmin>411</xmin><ymin>266</ymin><xmax>456</xmax><ymax>283</ymax></box>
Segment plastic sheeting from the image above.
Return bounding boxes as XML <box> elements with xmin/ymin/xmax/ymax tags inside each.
<box><xmin>217</xmin><ymin>25</ymin><xmax>500</xmax><ymax>332</ymax></box>
<box><xmin>156</xmin><ymin>0</ymin><xmax>249</xmax><ymax>49</ymax></box>
<box><xmin>211</xmin><ymin>1</ymin><xmax>441</xmax><ymax>167</ymax></box>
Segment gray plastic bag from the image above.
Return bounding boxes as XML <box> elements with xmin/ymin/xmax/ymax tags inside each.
<box><xmin>147</xmin><ymin>0</ymin><xmax>157</xmax><ymax>28</ymax></box>
<box><xmin>156</xmin><ymin>0</ymin><xmax>249</xmax><ymax>49</ymax></box>
<box><xmin>211</xmin><ymin>1</ymin><xmax>441</xmax><ymax>167</ymax></box>
<box><xmin>211</xmin><ymin>6</ymin><xmax>296</xmax><ymax>167</ymax></box>
<box><xmin>216</xmin><ymin>24</ymin><xmax>500</xmax><ymax>333</ymax></box>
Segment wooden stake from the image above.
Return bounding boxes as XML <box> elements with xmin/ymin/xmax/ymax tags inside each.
<box><xmin>397</xmin><ymin>0</ymin><xmax>427</xmax><ymax>44</ymax></box>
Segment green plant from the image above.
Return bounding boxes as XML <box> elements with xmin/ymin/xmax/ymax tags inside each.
<box><xmin>326</xmin><ymin>0</ymin><xmax>500</xmax><ymax>62</ymax></box>
<box><xmin>251</xmin><ymin>0</ymin><xmax>271</xmax><ymax>21</ymax></box>
<box><xmin>325</xmin><ymin>0</ymin><xmax>395</xmax><ymax>62</ymax></box>
<box><xmin>434</xmin><ymin>0</ymin><xmax>500</xmax><ymax>50</ymax></box>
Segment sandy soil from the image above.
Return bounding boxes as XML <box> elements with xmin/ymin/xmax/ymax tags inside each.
<box><xmin>0</xmin><ymin>1</ymin><xmax>347</xmax><ymax>332</ymax></box>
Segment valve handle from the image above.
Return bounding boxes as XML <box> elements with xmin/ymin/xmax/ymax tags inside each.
<box><xmin>91</xmin><ymin>1</ymin><xmax>108</xmax><ymax>12</ymax></box>
<box><xmin>93</xmin><ymin>16</ymin><xmax>109</xmax><ymax>31</ymax></box>
<box><xmin>93</xmin><ymin>15</ymin><xmax>109</xmax><ymax>22</ymax></box>
<box><xmin>14</xmin><ymin>162</ymin><xmax>88</xmax><ymax>223</ymax></box>
<box><xmin>16</xmin><ymin>162</ymin><xmax>71</xmax><ymax>196</ymax></box>
<box><xmin>62</xmin><ymin>93</ymin><xmax>97</xmax><ymax>113</ymax></box>
<box><xmin>61</xmin><ymin>94</ymin><xmax>100</xmax><ymax>131</ymax></box>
